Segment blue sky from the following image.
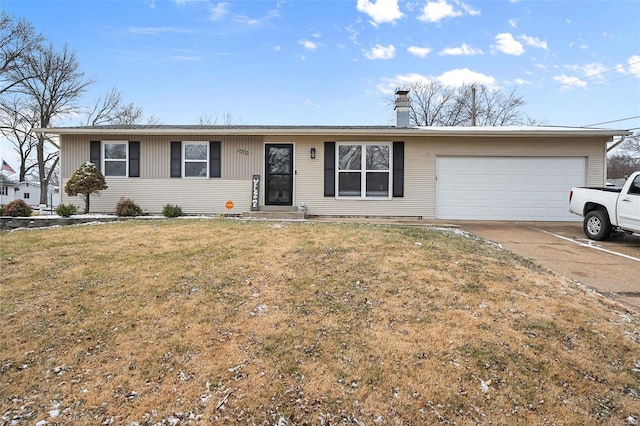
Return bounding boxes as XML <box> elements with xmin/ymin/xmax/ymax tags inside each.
<box><xmin>1</xmin><ymin>0</ymin><xmax>639</xmax><ymax>139</ymax></box>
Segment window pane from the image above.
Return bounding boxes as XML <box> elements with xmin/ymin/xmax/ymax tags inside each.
<box><xmin>105</xmin><ymin>160</ymin><xmax>126</xmax><ymax>176</ymax></box>
<box><xmin>630</xmin><ymin>176</ymin><xmax>640</xmax><ymax>195</ymax></box>
<box><xmin>366</xmin><ymin>172</ymin><xmax>389</xmax><ymax>196</ymax></box>
<box><xmin>105</xmin><ymin>143</ymin><xmax>127</xmax><ymax>160</ymax></box>
<box><xmin>185</xmin><ymin>144</ymin><xmax>208</xmax><ymax>160</ymax></box>
<box><xmin>338</xmin><ymin>172</ymin><xmax>361</xmax><ymax>196</ymax></box>
<box><xmin>366</xmin><ymin>145</ymin><xmax>389</xmax><ymax>170</ymax></box>
<box><xmin>267</xmin><ymin>147</ymin><xmax>291</xmax><ymax>174</ymax></box>
<box><xmin>185</xmin><ymin>162</ymin><xmax>207</xmax><ymax>177</ymax></box>
<box><xmin>266</xmin><ymin>175</ymin><xmax>291</xmax><ymax>202</ymax></box>
<box><xmin>338</xmin><ymin>145</ymin><xmax>361</xmax><ymax>170</ymax></box>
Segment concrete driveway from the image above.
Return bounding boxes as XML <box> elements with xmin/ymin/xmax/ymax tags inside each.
<box><xmin>457</xmin><ymin>221</ymin><xmax>640</xmax><ymax>313</ymax></box>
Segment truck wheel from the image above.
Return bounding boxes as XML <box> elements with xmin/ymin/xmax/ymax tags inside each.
<box><xmin>584</xmin><ymin>210</ymin><xmax>612</xmax><ymax>241</ymax></box>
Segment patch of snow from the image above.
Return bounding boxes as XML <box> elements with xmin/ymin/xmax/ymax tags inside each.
<box><xmin>429</xmin><ymin>226</ymin><xmax>472</xmax><ymax>238</ymax></box>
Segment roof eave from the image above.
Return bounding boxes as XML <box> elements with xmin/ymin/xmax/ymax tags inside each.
<box><xmin>33</xmin><ymin>126</ymin><xmax>631</xmax><ymax>138</ymax></box>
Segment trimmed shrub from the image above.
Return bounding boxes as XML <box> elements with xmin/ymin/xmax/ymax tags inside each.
<box><xmin>162</xmin><ymin>203</ymin><xmax>183</xmax><ymax>218</ymax></box>
<box><xmin>4</xmin><ymin>199</ymin><xmax>33</xmax><ymax>217</ymax></box>
<box><xmin>115</xmin><ymin>197</ymin><xmax>143</xmax><ymax>217</ymax></box>
<box><xmin>0</xmin><ymin>204</ymin><xmax>4</xmax><ymax>216</ymax></box>
<box><xmin>55</xmin><ymin>204</ymin><xmax>78</xmax><ymax>218</ymax></box>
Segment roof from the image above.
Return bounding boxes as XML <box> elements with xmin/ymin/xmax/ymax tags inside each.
<box><xmin>35</xmin><ymin>125</ymin><xmax>630</xmax><ymax>138</ymax></box>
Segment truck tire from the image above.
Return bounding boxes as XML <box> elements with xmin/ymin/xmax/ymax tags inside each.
<box><xmin>584</xmin><ymin>210</ymin><xmax>612</xmax><ymax>241</ymax></box>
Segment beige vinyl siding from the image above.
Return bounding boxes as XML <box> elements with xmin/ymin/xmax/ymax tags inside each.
<box><xmin>61</xmin><ymin>179</ymin><xmax>252</xmax><ymax>214</ymax></box>
<box><xmin>267</xmin><ymin>135</ymin><xmax>430</xmax><ymax>218</ymax></box>
<box><xmin>60</xmin><ymin>134</ymin><xmax>263</xmax><ymax>180</ymax></box>
<box><xmin>60</xmin><ymin>132</ymin><xmax>607</xmax><ymax>218</ymax></box>
<box><xmin>289</xmin><ymin>135</ymin><xmax>605</xmax><ymax>219</ymax></box>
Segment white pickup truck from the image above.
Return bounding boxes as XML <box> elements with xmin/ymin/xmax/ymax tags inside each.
<box><xmin>569</xmin><ymin>171</ymin><xmax>640</xmax><ymax>240</ymax></box>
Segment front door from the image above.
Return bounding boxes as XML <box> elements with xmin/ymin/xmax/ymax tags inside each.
<box><xmin>265</xmin><ymin>144</ymin><xmax>293</xmax><ymax>205</ymax></box>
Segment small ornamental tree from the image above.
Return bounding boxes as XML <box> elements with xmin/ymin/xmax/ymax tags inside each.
<box><xmin>64</xmin><ymin>162</ymin><xmax>108</xmax><ymax>213</ymax></box>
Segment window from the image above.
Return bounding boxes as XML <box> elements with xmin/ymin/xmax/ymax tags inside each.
<box><xmin>0</xmin><ymin>186</ymin><xmax>8</xmax><ymax>196</ymax></box>
<box><xmin>337</xmin><ymin>143</ymin><xmax>390</xmax><ymax>198</ymax></box>
<box><xmin>629</xmin><ymin>176</ymin><xmax>640</xmax><ymax>195</ymax></box>
<box><xmin>183</xmin><ymin>142</ymin><xmax>209</xmax><ymax>178</ymax></box>
<box><xmin>23</xmin><ymin>192</ymin><xmax>30</xmax><ymax>199</ymax></box>
<box><xmin>103</xmin><ymin>141</ymin><xmax>128</xmax><ymax>177</ymax></box>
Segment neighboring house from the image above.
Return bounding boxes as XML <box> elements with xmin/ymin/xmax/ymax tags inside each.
<box><xmin>40</xmin><ymin>92</ymin><xmax>629</xmax><ymax>221</ymax></box>
<box><xmin>1</xmin><ymin>180</ymin><xmax>60</xmax><ymax>209</ymax></box>
<box><xmin>14</xmin><ymin>181</ymin><xmax>38</xmax><ymax>206</ymax></box>
<box><xmin>0</xmin><ymin>177</ymin><xmax>16</xmax><ymax>205</ymax></box>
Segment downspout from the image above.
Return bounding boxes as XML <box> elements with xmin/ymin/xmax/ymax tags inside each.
<box><xmin>606</xmin><ymin>135</ymin><xmax>626</xmax><ymax>152</ymax></box>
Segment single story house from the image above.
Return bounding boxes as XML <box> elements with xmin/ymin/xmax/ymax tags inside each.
<box><xmin>40</xmin><ymin>92</ymin><xmax>629</xmax><ymax>221</ymax></box>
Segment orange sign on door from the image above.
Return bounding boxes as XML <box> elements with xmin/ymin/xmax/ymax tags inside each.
<box><xmin>225</xmin><ymin>200</ymin><xmax>234</xmax><ymax>210</ymax></box>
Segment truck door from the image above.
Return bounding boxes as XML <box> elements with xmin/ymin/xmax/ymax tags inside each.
<box><xmin>618</xmin><ymin>175</ymin><xmax>640</xmax><ymax>232</ymax></box>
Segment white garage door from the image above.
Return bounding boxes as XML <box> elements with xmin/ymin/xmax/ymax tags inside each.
<box><xmin>436</xmin><ymin>157</ymin><xmax>586</xmax><ymax>221</ymax></box>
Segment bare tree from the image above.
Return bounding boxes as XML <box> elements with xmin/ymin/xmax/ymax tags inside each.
<box><xmin>85</xmin><ymin>87</ymin><xmax>121</xmax><ymax>126</ymax></box>
<box><xmin>198</xmin><ymin>112</ymin><xmax>240</xmax><ymax>125</ymax></box>
<box><xmin>0</xmin><ymin>96</ymin><xmax>39</xmax><ymax>181</ymax></box>
<box><xmin>607</xmin><ymin>153</ymin><xmax>640</xmax><ymax>179</ymax></box>
<box><xmin>620</xmin><ymin>132</ymin><xmax>640</xmax><ymax>156</ymax></box>
<box><xmin>9</xmin><ymin>42</ymin><xmax>93</xmax><ymax>204</ymax></box>
<box><xmin>393</xmin><ymin>81</ymin><xmax>536</xmax><ymax>127</ymax></box>
<box><xmin>0</xmin><ymin>12</ymin><xmax>42</xmax><ymax>96</ymax></box>
<box><xmin>86</xmin><ymin>87</ymin><xmax>157</xmax><ymax>126</ymax></box>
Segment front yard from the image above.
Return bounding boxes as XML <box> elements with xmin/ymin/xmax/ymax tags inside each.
<box><xmin>1</xmin><ymin>220</ymin><xmax>639</xmax><ymax>425</ymax></box>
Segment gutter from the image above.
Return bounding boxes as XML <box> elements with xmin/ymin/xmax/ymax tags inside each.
<box><xmin>35</xmin><ymin>126</ymin><xmax>631</xmax><ymax>138</ymax></box>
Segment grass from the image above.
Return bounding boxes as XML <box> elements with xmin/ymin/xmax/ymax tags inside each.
<box><xmin>1</xmin><ymin>219</ymin><xmax>639</xmax><ymax>425</ymax></box>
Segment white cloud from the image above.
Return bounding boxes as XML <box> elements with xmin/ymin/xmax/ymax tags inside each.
<box><xmin>299</xmin><ymin>39</ymin><xmax>319</xmax><ymax>51</ymax></box>
<box><xmin>513</xmin><ymin>78</ymin><xmax>530</xmax><ymax>85</ymax></box>
<box><xmin>346</xmin><ymin>26</ymin><xmax>360</xmax><ymax>45</ymax></box>
<box><xmin>437</xmin><ymin>68</ymin><xmax>495</xmax><ymax>87</ymax></box>
<box><xmin>508</xmin><ymin>18</ymin><xmax>518</xmax><ymax>28</ymax></box>
<box><xmin>567</xmin><ymin>63</ymin><xmax>607</xmax><ymax>79</ymax></box>
<box><xmin>209</xmin><ymin>2</ymin><xmax>230</xmax><ymax>21</ymax></box>
<box><xmin>552</xmin><ymin>75</ymin><xmax>588</xmax><ymax>90</ymax></box>
<box><xmin>620</xmin><ymin>55</ymin><xmax>640</xmax><ymax>76</ymax></box>
<box><xmin>439</xmin><ymin>43</ymin><xmax>483</xmax><ymax>56</ymax></box>
<box><xmin>378</xmin><ymin>69</ymin><xmax>495</xmax><ymax>94</ymax></box>
<box><xmin>492</xmin><ymin>32</ymin><xmax>524</xmax><ymax>55</ymax></box>
<box><xmin>273</xmin><ymin>45</ymin><xmax>281</xmax><ymax>52</ymax></box>
<box><xmin>356</xmin><ymin>0</ymin><xmax>404</xmax><ymax>26</ymax></box>
<box><xmin>520</xmin><ymin>34</ymin><xmax>548</xmax><ymax>50</ymax></box>
<box><xmin>419</xmin><ymin>0</ymin><xmax>480</xmax><ymax>23</ymax></box>
<box><xmin>364</xmin><ymin>44</ymin><xmax>396</xmax><ymax>60</ymax></box>
<box><xmin>234</xmin><ymin>9</ymin><xmax>280</xmax><ymax>27</ymax></box>
<box><xmin>407</xmin><ymin>46</ymin><xmax>432</xmax><ymax>58</ymax></box>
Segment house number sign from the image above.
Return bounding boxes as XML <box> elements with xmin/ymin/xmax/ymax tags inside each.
<box><xmin>251</xmin><ymin>174</ymin><xmax>260</xmax><ymax>211</ymax></box>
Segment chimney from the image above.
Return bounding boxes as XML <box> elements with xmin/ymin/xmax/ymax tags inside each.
<box><xmin>394</xmin><ymin>89</ymin><xmax>410</xmax><ymax>128</ymax></box>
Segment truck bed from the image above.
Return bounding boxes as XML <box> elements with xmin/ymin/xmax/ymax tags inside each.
<box><xmin>576</xmin><ymin>186</ymin><xmax>623</xmax><ymax>193</ymax></box>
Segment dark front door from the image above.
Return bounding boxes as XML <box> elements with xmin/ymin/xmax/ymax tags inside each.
<box><xmin>265</xmin><ymin>144</ymin><xmax>293</xmax><ymax>205</ymax></box>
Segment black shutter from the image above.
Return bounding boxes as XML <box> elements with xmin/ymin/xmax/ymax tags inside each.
<box><xmin>129</xmin><ymin>141</ymin><xmax>140</xmax><ymax>177</ymax></box>
<box><xmin>170</xmin><ymin>141</ymin><xmax>181</xmax><ymax>178</ymax></box>
<box><xmin>210</xmin><ymin>141</ymin><xmax>221</xmax><ymax>178</ymax></box>
<box><xmin>324</xmin><ymin>141</ymin><xmax>335</xmax><ymax>197</ymax></box>
<box><xmin>393</xmin><ymin>141</ymin><xmax>404</xmax><ymax>197</ymax></box>
<box><xmin>90</xmin><ymin>141</ymin><xmax>101</xmax><ymax>170</ymax></box>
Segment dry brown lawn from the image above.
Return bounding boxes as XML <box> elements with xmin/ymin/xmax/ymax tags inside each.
<box><xmin>1</xmin><ymin>219</ymin><xmax>639</xmax><ymax>425</ymax></box>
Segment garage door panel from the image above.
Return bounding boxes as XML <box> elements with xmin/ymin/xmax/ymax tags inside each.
<box><xmin>436</xmin><ymin>157</ymin><xmax>585</xmax><ymax>221</ymax></box>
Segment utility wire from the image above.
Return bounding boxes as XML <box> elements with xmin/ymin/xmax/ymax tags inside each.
<box><xmin>582</xmin><ymin>116</ymin><xmax>640</xmax><ymax>127</ymax></box>
<box><xmin>554</xmin><ymin>59</ymin><xmax>640</xmax><ymax>90</ymax></box>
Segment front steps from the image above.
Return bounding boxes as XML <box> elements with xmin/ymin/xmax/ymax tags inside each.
<box><xmin>242</xmin><ymin>206</ymin><xmax>305</xmax><ymax>220</ymax></box>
